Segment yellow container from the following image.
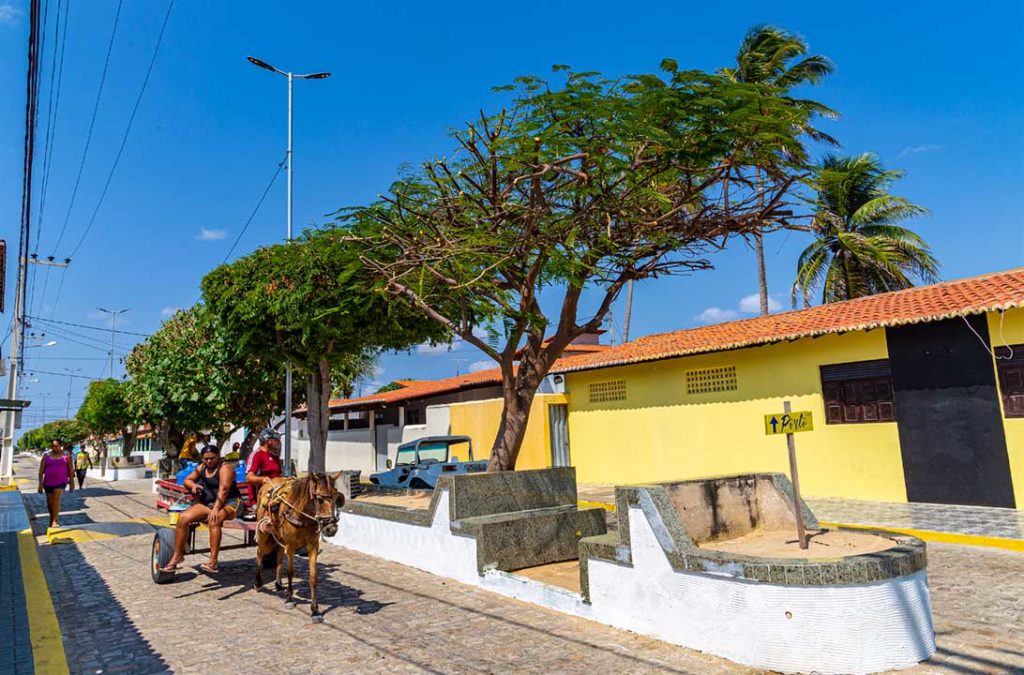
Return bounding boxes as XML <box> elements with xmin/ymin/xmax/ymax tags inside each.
<box><xmin>169</xmin><ymin>511</ymin><xmax>179</xmax><ymax>525</ymax></box>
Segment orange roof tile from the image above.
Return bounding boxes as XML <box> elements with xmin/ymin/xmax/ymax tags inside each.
<box><xmin>552</xmin><ymin>268</ymin><xmax>1024</xmax><ymax>374</ymax></box>
<box><xmin>328</xmin><ymin>366</ymin><xmax>506</xmax><ymax>410</ymax></box>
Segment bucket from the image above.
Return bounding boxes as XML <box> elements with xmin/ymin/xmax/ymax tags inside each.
<box><xmin>169</xmin><ymin>502</ymin><xmax>187</xmax><ymax>525</ymax></box>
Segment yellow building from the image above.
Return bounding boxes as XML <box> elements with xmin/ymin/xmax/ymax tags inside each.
<box><xmin>554</xmin><ymin>269</ymin><xmax>1024</xmax><ymax>509</ymax></box>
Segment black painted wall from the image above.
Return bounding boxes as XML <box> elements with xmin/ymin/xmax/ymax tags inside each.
<box><xmin>886</xmin><ymin>316</ymin><xmax>1015</xmax><ymax>507</ymax></box>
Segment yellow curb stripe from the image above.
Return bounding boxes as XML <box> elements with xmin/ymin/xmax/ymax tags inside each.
<box><xmin>578</xmin><ymin>499</ymin><xmax>615</xmax><ymax>512</ymax></box>
<box><xmin>17</xmin><ymin>528</ymin><xmax>70</xmax><ymax>675</ymax></box>
<box><xmin>819</xmin><ymin>521</ymin><xmax>1024</xmax><ymax>553</ymax></box>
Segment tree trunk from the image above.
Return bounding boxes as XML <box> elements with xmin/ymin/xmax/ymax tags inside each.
<box><xmin>306</xmin><ymin>359</ymin><xmax>332</xmax><ymax>475</ymax></box>
<box><xmin>622</xmin><ymin>280</ymin><xmax>634</xmax><ymax>343</ymax></box>
<box><xmin>487</xmin><ymin>355</ymin><xmax>549</xmax><ymax>472</ymax></box>
<box><xmin>122</xmin><ymin>427</ymin><xmax>137</xmax><ymax>458</ymax></box>
<box><xmin>95</xmin><ymin>436</ymin><xmax>109</xmax><ymax>477</ymax></box>
<box><xmin>755</xmin><ymin>229</ymin><xmax>769</xmax><ymax>315</ymax></box>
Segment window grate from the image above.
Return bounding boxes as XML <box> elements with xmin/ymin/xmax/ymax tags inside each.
<box><xmin>588</xmin><ymin>379</ymin><xmax>627</xmax><ymax>403</ymax></box>
<box><xmin>685</xmin><ymin>366</ymin><xmax>737</xmax><ymax>394</ymax></box>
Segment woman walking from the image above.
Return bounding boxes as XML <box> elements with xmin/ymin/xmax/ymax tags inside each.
<box><xmin>75</xmin><ymin>447</ymin><xmax>93</xmax><ymax>489</ymax></box>
<box><xmin>37</xmin><ymin>439</ymin><xmax>74</xmax><ymax>529</ymax></box>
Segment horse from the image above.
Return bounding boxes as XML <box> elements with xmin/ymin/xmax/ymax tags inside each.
<box><xmin>253</xmin><ymin>472</ymin><xmax>344</xmax><ymax>622</ymax></box>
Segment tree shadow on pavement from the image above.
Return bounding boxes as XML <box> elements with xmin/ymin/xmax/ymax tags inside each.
<box><xmin>37</xmin><ymin>539</ymin><xmax>171</xmax><ymax>674</ymax></box>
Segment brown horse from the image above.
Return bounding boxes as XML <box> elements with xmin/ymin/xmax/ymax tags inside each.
<box><xmin>254</xmin><ymin>472</ymin><xmax>343</xmax><ymax>622</ymax></box>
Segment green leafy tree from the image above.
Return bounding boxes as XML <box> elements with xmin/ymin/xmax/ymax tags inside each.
<box><xmin>19</xmin><ymin>419</ymin><xmax>87</xmax><ymax>450</ymax></box>
<box><xmin>124</xmin><ymin>305</ymin><xmax>284</xmax><ymax>456</ymax></box>
<box><xmin>77</xmin><ymin>379</ymin><xmax>137</xmax><ymax>475</ymax></box>
<box><xmin>342</xmin><ymin>65</ymin><xmax>814</xmax><ymax>471</ymax></box>
<box><xmin>722</xmin><ymin>24</ymin><xmax>837</xmax><ymax>315</ymax></box>
<box><xmin>375</xmin><ymin>381</ymin><xmax>406</xmax><ymax>394</ymax></box>
<box><xmin>793</xmin><ymin>153</ymin><xmax>938</xmax><ymax>305</ymax></box>
<box><xmin>201</xmin><ymin>230</ymin><xmax>445</xmax><ymax>473</ymax></box>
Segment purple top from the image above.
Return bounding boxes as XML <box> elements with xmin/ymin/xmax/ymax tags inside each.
<box><xmin>42</xmin><ymin>453</ymin><xmax>70</xmax><ymax>488</ymax></box>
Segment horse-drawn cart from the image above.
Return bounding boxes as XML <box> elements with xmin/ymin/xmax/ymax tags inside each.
<box><xmin>151</xmin><ymin>478</ymin><xmax>259</xmax><ymax>584</ymax></box>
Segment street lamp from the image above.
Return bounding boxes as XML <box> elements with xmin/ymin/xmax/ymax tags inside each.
<box><xmin>96</xmin><ymin>308</ymin><xmax>128</xmax><ymax>378</ymax></box>
<box><xmin>63</xmin><ymin>368</ymin><xmax>82</xmax><ymax>417</ymax></box>
<box><xmin>248</xmin><ymin>55</ymin><xmax>330</xmax><ymax>476</ymax></box>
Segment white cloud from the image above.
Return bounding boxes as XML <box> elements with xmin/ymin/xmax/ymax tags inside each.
<box><xmin>468</xmin><ymin>360</ymin><xmax>492</xmax><ymax>373</ymax></box>
<box><xmin>415</xmin><ymin>327</ymin><xmax>489</xmax><ymax>355</ymax></box>
<box><xmin>696</xmin><ymin>307</ymin><xmax>738</xmax><ymax>324</ymax></box>
<box><xmin>160</xmin><ymin>306</ymin><xmax>178</xmax><ymax>317</ymax></box>
<box><xmin>417</xmin><ymin>340</ymin><xmax>457</xmax><ymax>355</ymax></box>
<box><xmin>0</xmin><ymin>4</ymin><xmax>23</xmax><ymax>25</ymax></box>
<box><xmin>197</xmin><ymin>227</ymin><xmax>227</xmax><ymax>241</ymax></box>
<box><xmin>898</xmin><ymin>144</ymin><xmax>941</xmax><ymax>158</ymax></box>
<box><xmin>739</xmin><ymin>293</ymin><xmax>781</xmax><ymax>314</ymax></box>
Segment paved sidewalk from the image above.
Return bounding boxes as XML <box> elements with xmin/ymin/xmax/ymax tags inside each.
<box><xmin>0</xmin><ymin>490</ymin><xmax>35</xmax><ymax>675</ymax></box>
<box><xmin>807</xmin><ymin>496</ymin><xmax>1024</xmax><ymax>540</ymax></box>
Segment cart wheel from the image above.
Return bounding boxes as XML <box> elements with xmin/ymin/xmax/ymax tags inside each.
<box><xmin>152</xmin><ymin>528</ymin><xmax>176</xmax><ymax>584</ymax></box>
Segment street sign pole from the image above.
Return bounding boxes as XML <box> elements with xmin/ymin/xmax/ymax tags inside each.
<box><xmin>783</xmin><ymin>400</ymin><xmax>808</xmax><ymax>549</ymax></box>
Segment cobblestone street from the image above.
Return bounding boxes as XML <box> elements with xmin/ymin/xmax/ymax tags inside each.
<box><xmin>15</xmin><ymin>459</ymin><xmax>1024</xmax><ymax>674</ymax></box>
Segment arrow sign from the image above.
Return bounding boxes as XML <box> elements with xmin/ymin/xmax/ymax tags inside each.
<box><xmin>764</xmin><ymin>410</ymin><xmax>813</xmax><ymax>435</ymax></box>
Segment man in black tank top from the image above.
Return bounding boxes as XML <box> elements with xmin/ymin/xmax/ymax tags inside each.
<box><xmin>159</xmin><ymin>445</ymin><xmax>244</xmax><ymax>575</ymax></box>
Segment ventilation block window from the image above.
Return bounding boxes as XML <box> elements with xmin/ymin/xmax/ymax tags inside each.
<box><xmin>995</xmin><ymin>345</ymin><xmax>1024</xmax><ymax>418</ymax></box>
<box><xmin>685</xmin><ymin>365</ymin><xmax>737</xmax><ymax>395</ymax></box>
<box><xmin>588</xmin><ymin>379</ymin><xmax>627</xmax><ymax>403</ymax></box>
<box><xmin>820</xmin><ymin>359</ymin><xmax>895</xmax><ymax>424</ymax></box>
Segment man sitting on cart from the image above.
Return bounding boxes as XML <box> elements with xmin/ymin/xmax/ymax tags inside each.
<box><xmin>159</xmin><ymin>444</ymin><xmax>244</xmax><ymax>575</ymax></box>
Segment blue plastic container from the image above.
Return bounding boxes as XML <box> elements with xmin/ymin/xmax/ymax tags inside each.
<box><xmin>175</xmin><ymin>461</ymin><xmax>197</xmax><ymax>485</ymax></box>
<box><xmin>175</xmin><ymin>460</ymin><xmax>246</xmax><ymax>485</ymax></box>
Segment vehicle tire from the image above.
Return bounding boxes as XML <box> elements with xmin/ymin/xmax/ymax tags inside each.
<box><xmin>151</xmin><ymin>528</ymin><xmax>176</xmax><ymax>584</ymax></box>
<box><xmin>408</xmin><ymin>477</ymin><xmax>431</xmax><ymax>490</ymax></box>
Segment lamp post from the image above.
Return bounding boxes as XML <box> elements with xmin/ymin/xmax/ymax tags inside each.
<box><xmin>96</xmin><ymin>308</ymin><xmax>128</xmax><ymax>378</ymax></box>
<box><xmin>64</xmin><ymin>368</ymin><xmax>82</xmax><ymax>417</ymax></box>
<box><xmin>247</xmin><ymin>55</ymin><xmax>330</xmax><ymax>476</ymax></box>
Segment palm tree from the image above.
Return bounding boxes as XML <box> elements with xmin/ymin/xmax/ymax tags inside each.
<box><xmin>331</xmin><ymin>350</ymin><xmax>380</xmax><ymax>400</ymax></box>
<box><xmin>722</xmin><ymin>25</ymin><xmax>837</xmax><ymax>315</ymax></box>
<box><xmin>792</xmin><ymin>153</ymin><xmax>939</xmax><ymax>305</ymax></box>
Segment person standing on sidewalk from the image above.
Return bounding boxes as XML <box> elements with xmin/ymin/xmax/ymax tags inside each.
<box><xmin>37</xmin><ymin>439</ymin><xmax>74</xmax><ymax>529</ymax></box>
<box><xmin>75</xmin><ymin>447</ymin><xmax>93</xmax><ymax>489</ymax></box>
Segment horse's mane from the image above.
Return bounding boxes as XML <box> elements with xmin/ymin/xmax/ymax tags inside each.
<box><xmin>289</xmin><ymin>474</ymin><xmax>316</xmax><ymax>515</ymax></box>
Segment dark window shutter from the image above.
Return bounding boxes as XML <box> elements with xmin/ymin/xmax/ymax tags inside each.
<box><xmin>997</xmin><ymin>354</ymin><xmax>1024</xmax><ymax>418</ymax></box>
<box><xmin>820</xmin><ymin>362</ymin><xmax>896</xmax><ymax>425</ymax></box>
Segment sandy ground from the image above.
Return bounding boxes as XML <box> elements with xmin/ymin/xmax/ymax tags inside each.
<box><xmin>698</xmin><ymin>528</ymin><xmax>896</xmax><ymax>559</ymax></box>
<box><xmin>355</xmin><ymin>491</ymin><xmax>434</xmax><ymax>510</ymax></box>
<box><xmin>513</xmin><ymin>560</ymin><xmax>583</xmax><ymax>593</ymax></box>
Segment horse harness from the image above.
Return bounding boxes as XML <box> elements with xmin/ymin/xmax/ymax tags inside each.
<box><xmin>263</xmin><ymin>476</ymin><xmax>339</xmax><ymax>534</ymax></box>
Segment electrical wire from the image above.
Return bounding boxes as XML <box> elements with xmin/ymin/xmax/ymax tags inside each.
<box><xmin>35</xmin><ymin>0</ymin><xmax>68</xmax><ymax>254</ymax></box>
<box><xmin>69</xmin><ymin>0</ymin><xmax>175</xmax><ymax>259</ymax></box>
<box><xmin>51</xmin><ymin>0</ymin><xmax>123</xmax><ymax>254</ymax></box>
<box><xmin>28</xmin><ymin>315</ymin><xmax>151</xmax><ymax>337</ymax></box>
<box><xmin>222</xmin><ymin>153</ymin><xmax>288</xmax><ymax>264</ymax></box>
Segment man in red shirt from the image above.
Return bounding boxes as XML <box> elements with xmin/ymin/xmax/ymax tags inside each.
<box><xmin>246</xmin><ymin>436</ymin><xmax>283</xmax><ymax>489</ymax></box>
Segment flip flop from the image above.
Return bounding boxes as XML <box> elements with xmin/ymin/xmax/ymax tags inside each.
<box><xmin>158</xmin><ymin>563</ymin><xmax>181</xmax><ymax>574</ymax></box>
<box><xmin>199</xmin><ymin>562</ymin><xmax>219</xmax><ymax>574</ymax></box>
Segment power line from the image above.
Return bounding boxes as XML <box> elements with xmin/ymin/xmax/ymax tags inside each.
<box><xmin>70</xmin><ymin>0</ymin><xmax>176</xmax><ymax>258</ymax></box>
<box><xmin>28</xmin><ymin>315</ymin><xmax>151</xmax><ymax>337</ymax></box>
<box><xmin>23</xmin><ymin>368</ymin><xmax>93</xmax><ymax>380</ymax></box>
<box><xmin>35</xmin><ymin>0</ymin><xmax>68</xmax><ymax>254</ymax></box>
<box><xmin>51</xmin><ymin>0</ymin><xmax>123</xmax><ymax>254</ymax></box>
<box><xmin>222</xmin><ymin>153</ymin><xmax>287</xmax><ymax>263</ymax></box>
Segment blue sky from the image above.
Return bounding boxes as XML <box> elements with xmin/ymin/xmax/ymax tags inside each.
<box><xmin>2</xmin><ymin>0</ymin><xmax>1022</xmax><ymax>426</ymax></box>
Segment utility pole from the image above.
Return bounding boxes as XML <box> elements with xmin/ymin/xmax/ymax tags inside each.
<box><xmin>64</xmin><ymin>368</ymin><xmax>82</xmax><ymax>417</ymax></box>
<box><xmin>2</xmin><ymin>0</ymin><xmax>41</xmax><ymax>484</ymax></box>
<box><xmin>247</xmin><ymin>55</ymin><xmax>330</xmax><ymax>477</ymax></box>
<box><xmin>96</xmin><ymin>307</ymin><xmax>128</xmax><ymax>378</ymax></box>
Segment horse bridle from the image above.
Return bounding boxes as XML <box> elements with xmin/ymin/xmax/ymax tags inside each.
<box><xmin>306</xmin><ymin>474</ymin><xmax>341</xmax><ymax>531</ymax></box>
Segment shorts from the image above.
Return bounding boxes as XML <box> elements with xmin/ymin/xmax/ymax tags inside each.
<box><xmin>43</xmin><ymin>483</ymin><xmax>67</xmax><ymax>494</ymax></box>
<box><xmin>223</xmin><ymin>497</ymin><xmax>244</xmax><ymax>517</ymax></box>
